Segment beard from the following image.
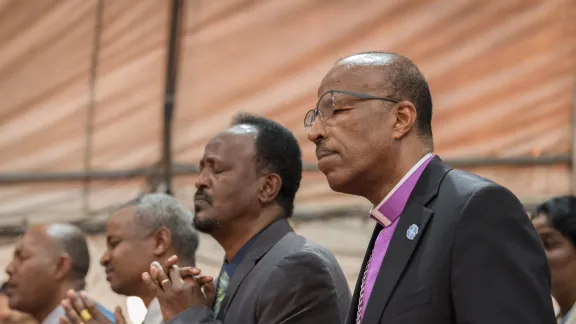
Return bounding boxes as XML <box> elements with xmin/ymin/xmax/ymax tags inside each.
<box><xmin>193</xmin><ymin>217</ymin><xmax>220</xmax><ymax>234</ymax></box>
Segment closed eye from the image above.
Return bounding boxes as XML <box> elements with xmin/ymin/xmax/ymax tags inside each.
<box><xmin>333</xmin><ymin>108</ymin><xmax>352</xmax><ymax>114</ymax></box>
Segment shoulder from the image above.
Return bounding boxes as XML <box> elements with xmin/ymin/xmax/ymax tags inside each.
<box><xmin>438</xmin><ymin>168</ymin><xmax>522</xmax><ymax>209</ymax></box>
<box><xmin>275</xmin><ymin>235</ymin><xmax>338</xmax><ymax>273</ymax></box>
<box><xmin>260</xmin><ymin>234</ymin><xmax>344</xmax><ymax>285</ymax></box>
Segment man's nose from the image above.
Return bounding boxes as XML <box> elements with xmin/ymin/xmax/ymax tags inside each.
<box><xmin>100</xmin><ymin>251</ymin><xmax>110</xmax><ymax>266</ymax></box>
<box><xmin>194</xmin><ymin>169</ymin><xmax>210</xmax><ymax>189</ymax></box>
<box><xmin>307</xmin><ymin>119</ymin><xmax>326</xmax><ymax>144</ymax></box>
<box><xmin>5</xmin><ymin>261</ymin><xmax>14</xmax><ymax>276</ymax></box>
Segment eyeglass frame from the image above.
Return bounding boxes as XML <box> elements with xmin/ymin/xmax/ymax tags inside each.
<box><xmin>304</xmin><ymin>89</ymin><xmax>400</xmax><ymax>129</ymax></box>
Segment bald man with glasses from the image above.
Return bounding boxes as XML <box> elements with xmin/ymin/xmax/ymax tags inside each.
<box><xmin>305</xmin><ymin>51</ymin><xmax>556</xmax><ymax>324</ymax></box>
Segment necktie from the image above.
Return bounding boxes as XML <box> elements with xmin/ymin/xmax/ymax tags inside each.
<box><xmin>212</xmin><ymin>271</ymin><xmax>230</xmax><ymax>315</ymax></box>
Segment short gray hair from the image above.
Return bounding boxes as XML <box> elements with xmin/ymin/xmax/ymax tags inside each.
<box><xmin>129</xmin><ymin>193</ymin><xmax>199</xmax><ymax>266</ymax></box>
<box><xmin>45</xmin><ymin>223</ymin><xmax>90</xmax><ymax>289</ymax></box>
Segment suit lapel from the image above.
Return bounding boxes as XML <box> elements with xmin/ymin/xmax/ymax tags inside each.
<box><xmin>361</xmin><ymin>156</ymin><xmax>452</xmax><ymax>323</ymax></box>
<box><xmin>361</xmin><ymin>200</ymin><xmax>433</xmax><ymax>323</ymax></box>
<box><xmin>216</xmin><ymin>218</ymin><xmax>293</xmax><ymax>319</ymax></box>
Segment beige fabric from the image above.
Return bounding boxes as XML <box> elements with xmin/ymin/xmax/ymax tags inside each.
<box><xmin>0</xmin><ymin>0</ymin><xmax>574</xmax><ymax>223</ymax></box>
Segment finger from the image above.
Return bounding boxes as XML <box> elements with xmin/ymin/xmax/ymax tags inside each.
<box><xmin>153</xmin><ymin>261</ymin><xmax>171</xmax><ymax>290</ymax></box>
<box><xmin>61</xmin><ymin>299</ymin><xmax>82</xmax><ymax>324</ymax></box>
<box><xmin>142</xmin><ymin>272</ymin><xmax>164</xmax><ymax>297</ymax></box>
<box><xmin>79</xmin><ymin>291</ymin><xmax>106</xmax><ymax>322</ymax></box>
<box><xmin>59</xmin><ymin>316</ymin><xmax>72</xmax><ymax>324</ymax></box>
<box><xmin>201</xmin><ymin>281</ymin><xmax>215</xmax><ymax>306</ymax></box>
<box><xmin>197</xmin><ymin>275</ymin><xmax>214</xmax><ymax>285</ymax></box>
<box><xmin>169</xmin><ymin>264</ymin><xmax>184</xmax><ymax>291</ymax></box>
<box><xmin>66</xmin><ymin>290</ymin><xmax>86</xmax><ymax>316</ymax></box>
<box><xmin>203</xmin><ymin>280</ymin><xmax>215</xmax><ymax>298</ymax></box>
<box><xmin>179</xmin><ymin>267</ymin><xmax>201</xmax><ymax>278</ymax></box>
<box><xmin>114</xmin><ymin>306</ymin><xmax>127</xmax><ymax>324</ymax></box>
<box><xmin>150</xmin><ymin>262</ymin><xmax>159</xmax><ymax>282</ymax></box>
<box><xmin>163</xmin><ymin>255</ymin><xmax>179</xmax><ymax>273</ymax></box>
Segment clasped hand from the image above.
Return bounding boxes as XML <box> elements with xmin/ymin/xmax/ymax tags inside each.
<box><xmin>59</xmin><ymin>290</ymin><xmax>126</xmax><ymax>324</ymax></box>
<box><xmin>142</xmin><ymin>255</ymin><xmax>215</xmax><ymax>322</ymax></box>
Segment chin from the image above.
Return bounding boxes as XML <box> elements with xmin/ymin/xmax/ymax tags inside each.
<box><xmin>324</xmin><ymin>170</ymin><xmax>353</xmax><ymax>194</ymax></box>
<box><xmin>7</xmin><ymin>297</ymin><xmax>18</xmax><ymax>310</ymax></box>
<box><xmin>193</xmin><ymin>216</ymin><xmax>219</xmax><ymax>234</ymax></box>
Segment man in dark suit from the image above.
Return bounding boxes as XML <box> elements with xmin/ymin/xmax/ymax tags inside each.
<box><xmin>142</xmin><ymin>113</ymin><xmax>351</xmax><ymax>324</ymax></box>
<box><xmin>305</xmin><ymin>51</ymin><xmax>556</xmax><ymax>323</ymax></box>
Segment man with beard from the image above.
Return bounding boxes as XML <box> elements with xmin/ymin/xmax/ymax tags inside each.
<box><xmin>305</xmin><ymin>51</ymin><xmax>555</xmax><ymax>324</ymax></box>
<box><xmin>141</xmin><ymin>113</ymin><xmax>351</xmax><ymax>324</ymax></box>
<box><xmin>4</xmin><ymin>224</ymin><xmax>114</xmax><ymax>324</ymax></box>
<box><xmin>59</xmin><ymin>193</ymin><xmax>200</xmax><ymax>324</ymax></box>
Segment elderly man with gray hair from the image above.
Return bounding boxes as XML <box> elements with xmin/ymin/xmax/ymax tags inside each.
<box><xmin>60</xmin><ymin>193</ymin><xmax>200</xmax><ymax>324</ymax></box>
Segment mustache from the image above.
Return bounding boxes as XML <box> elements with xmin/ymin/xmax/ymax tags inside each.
<box><xmin>315</xmin><ymin>143</ymin><xmax>335</xmax><ymax>155</ymax></box>
<box><xmin>194</xmin><ymin>188</ymin><xmax>213</xmax><ymax>204</ymax></box>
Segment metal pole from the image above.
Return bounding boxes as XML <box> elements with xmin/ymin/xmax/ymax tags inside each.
<box><xmin>0</xmin><ymin>155</ymin><xmax>571</xmax><ymax>184</ymax></box>
<box><xmin>572</xmin><ymin>72</ymin><xmax>576</xmax><ymax>194</ymax></box>
<box><xmin>161</xmin><ymin>0</ymin><xmax>184</xmax><ymax>196</ymax></box>
<box><xmin>83</xmin><ymin>0</ymin><xmax>104</xmax><ymax>215</ymax></box>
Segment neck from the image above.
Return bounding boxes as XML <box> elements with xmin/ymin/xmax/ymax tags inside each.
<box><xmin>366</xmin><ymin>145</ymin><xmax>430</xmax><ymax>206</ymax></box>
<box><xmin>555</xmin><ymin>287</ymin><xmax>576</xmax><ymax>318</ymax></box>
<box><xmin>214</xmin><ymin>208</ymin><xmax>281</xmax><ymax>261</ymax></box>
<box><xmin>35</xmin><ymin>281</ymin><xmax>76</xmax><ymax>322</ymax></box>
<box><xmin>140</xmin><ymin>293</ymin><xmax>156</xmax><ymax>309</ymax></box>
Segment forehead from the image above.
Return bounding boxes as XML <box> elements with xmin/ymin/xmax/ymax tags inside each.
<box><xmin>532</xmin><ymin>215</ymin><xmax>553</xmax><ymax>232</ymax></box>
<box><xmin>15</xmin><ymin>227</ymin><xmax>51</xmax><ymax>252</ymax></box>
<box><xmin>203</xmin><ymin>128</ymin><xmax>257</xmax><ymax>162</ymax></box>
<box><xmin>107</xmin><ymin>206</ymin><xmax>139</xmax><ymax>237</ymax></box>
<box><xmin>319</xmin><ymin>61</ymin><xmax>392</xmax><ymax>96</ymax></box>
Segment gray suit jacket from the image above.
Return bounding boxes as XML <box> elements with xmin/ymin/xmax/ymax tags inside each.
<box><xmin>168</xmin><ymin>218</ymin><xmax>351</xmax><ymax>324</ymax></box>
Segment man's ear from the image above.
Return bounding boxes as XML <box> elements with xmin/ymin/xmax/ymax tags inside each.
<box><xmin>258</xmin><ymin>173</ymin><xmax>282</xmax><ymax>204</ymax></box>
<box><xmin>151</xmin><ymin>227</ymin><xmax>172</xmax><ymax>257</ymax></box>
<box><xmin>392</xmin><ymin>101</ymin><xmax>417</xmax><ymax>140</ymax></box>
<box><xmin>55</xmin><ymin>254</ymin><xmax>72</xmax><ymax>281</ymax></box>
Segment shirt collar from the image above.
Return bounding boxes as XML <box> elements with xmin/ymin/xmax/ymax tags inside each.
<box><xmin>370</xmin><ymin>153</ymin><xmax>434</xmax><ymax>227</ymax></box>
<box><xmin>41</xmin><ymin>306</ymin><xmax>65</xmax><ymax>324</ymax></box>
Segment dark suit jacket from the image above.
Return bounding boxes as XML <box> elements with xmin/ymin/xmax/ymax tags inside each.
<box><xmin>168</xmin><ymin>218</ymin><xmax>351</xmax><ymax>324</ymax></box>
<box><xmin>347</xmin><ymin>156</ymin><xmax>556</xmax><ymax>324</ymax></box>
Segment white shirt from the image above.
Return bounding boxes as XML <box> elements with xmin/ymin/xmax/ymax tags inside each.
<box><xmin>42</xmin><ymin>306</ymin><xmax>65</xmax><ymax>324</ymax></box>
<box><xmin>143</xmin><ymin>298</ymin><xmax>163</xmax><ymax>324</ymax></box>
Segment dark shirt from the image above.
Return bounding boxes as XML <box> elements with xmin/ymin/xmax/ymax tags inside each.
<box><xmin>212</xmin><ymin>227</ymin><xmax>266</xmax><ymax>314</ymax></box>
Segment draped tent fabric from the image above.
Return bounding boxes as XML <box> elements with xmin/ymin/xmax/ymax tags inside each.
<box><xmin>0</xmin><ymin>0</ymin><xmax>574</xmax><ymax>223</ymax></box>
<box><xmin>0</xmin><ymin>0</ymin><xmax>574</xmax><ymax>316</ymax></box>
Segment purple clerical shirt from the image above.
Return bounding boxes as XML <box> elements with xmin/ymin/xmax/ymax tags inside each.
<box><xmin>357</xmin><ymin>153</ymin><xmax>434</xmax><ymax>322</ymax></box>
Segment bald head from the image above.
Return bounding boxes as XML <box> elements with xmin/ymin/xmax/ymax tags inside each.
<box><xmin>41</xmin><ymin>224</ymin><xmax>90</xmax><ymax>288</ymax></box>
<box><xmin>334</xmin><ymin>51</ymin><xmax>433</xmax><ymax>144</ymax></box>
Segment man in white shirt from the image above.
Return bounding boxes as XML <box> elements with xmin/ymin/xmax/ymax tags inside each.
<box><xmin>61</xmin><ymin>193</ymin><xmax>199</xmax><ymax>324</ymax></box>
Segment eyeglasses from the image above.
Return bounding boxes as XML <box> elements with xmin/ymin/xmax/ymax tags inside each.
<box><xmin>304</xmin><ymin>90</ymin><xmax>399</xmax><ymax>129</ymax></box>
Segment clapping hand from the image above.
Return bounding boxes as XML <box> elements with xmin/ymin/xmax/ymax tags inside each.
<box><xmin>142</xmin><ymin>255</ymin><xmax>215</xmax><ymax>322</ymax></box>
<box><xmin>59</xmin><ymin>290</ymin><xmax>126</xmax><ymax>324</ymax></box>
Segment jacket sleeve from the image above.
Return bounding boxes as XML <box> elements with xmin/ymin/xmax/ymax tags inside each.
<box><xmin>166</xmin><ymin>305</ymin><xmax>221</xmax><ymax>324</ymax></box>
<box><xmin>451</xmin><ymin>184</ymin><xmax>556</xmax><ymax>324</ymax></box>
<box><xmin>256</xmin><ymin>250</ymin><xmax>344</xmax><ymax>324</ymax></box>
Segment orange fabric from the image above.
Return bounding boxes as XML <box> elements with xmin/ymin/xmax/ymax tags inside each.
<box><xmin>0</xmin><ymin>0</ymin><xmax>574</xmax><ymax>219</ymax></box>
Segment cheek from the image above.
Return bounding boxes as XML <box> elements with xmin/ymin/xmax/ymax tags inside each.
<box><xmin>112</xmin><ymin>244</ymin><xmax>145</xmax><ymax>271</ymax></box>
<box><xmin>335</xmin><ymin>120</ymin><xmax>390</xmax><ymax>164</ymax></box>
<box><xmin>547</xmin><ymin>248</ymin><xmax>576</xmax><ymax>274</ymax></box>
<box><xmin>214</xmin><ymin>175</ymin><xmax>258</xmax><ymax>205</ymax></box>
